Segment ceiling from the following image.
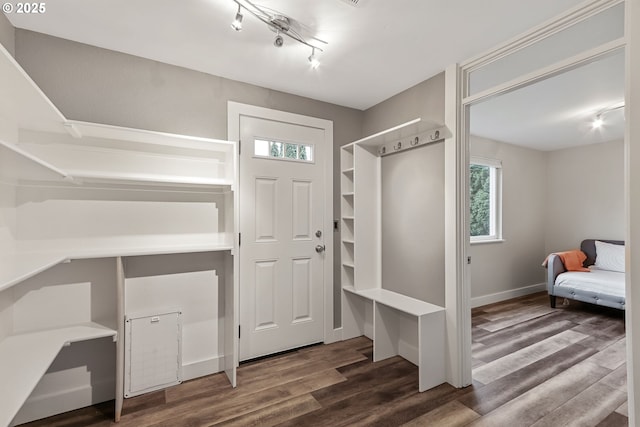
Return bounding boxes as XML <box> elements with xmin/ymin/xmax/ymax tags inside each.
<box><xmin>7</xmin><ymin>0</ymin><xmax>624</xmax><ymax>151</ymax></box>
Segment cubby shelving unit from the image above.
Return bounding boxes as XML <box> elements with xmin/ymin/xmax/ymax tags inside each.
<box><xmin>340</xmin><ymin>118</ymin><xmax>448</xmax><ymax>392</ymax></box>
<box><xmin>0</xmin><ymin>41</ymin><xmax>238</xmax><ymax>426</ymax></box>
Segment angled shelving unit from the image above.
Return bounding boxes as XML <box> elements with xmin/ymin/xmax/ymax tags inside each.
<box><xmin>0</xmin><ymin>39</ymin><xmax>238</xmax><ymax>426</ymax></box>
<box><xmin>341</xmin><ymin>118</ymin><xmax>447</xmax><ymax>393</ymax></box>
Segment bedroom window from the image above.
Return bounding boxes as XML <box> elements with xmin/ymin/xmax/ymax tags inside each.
<box><xmin>470</xmin><ymin>157</ymin><xmax>502</xmax><ymax>243</ymax></box>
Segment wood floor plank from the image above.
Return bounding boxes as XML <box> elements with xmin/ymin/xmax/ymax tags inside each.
<box><xmin>277</xmin><ymin>373</ymin><xmax>419</xmax><ymax>427</ymax></box>
<box><xmin>347</xmin><ymin>383</ymin><xmax>475</xmax><ymax>426</ymax></box>
<box><xmin>467</xmin><ymin>361</ymin><xmax>611</xmax><ymax>427</ymax></box>
<box><xmin>473</xmin><ymin>319</ymin><xmax>577</xmax><ymax>363</ymax></box>
<box><xmin>530</xmin><ymin>382</ymin><xmax>627</xmax><ymax>427</ymax></box>
<box><xmin>601</xmin><ymin>364</ymin><xmax>628</xmax><ymax>392</ymax></box>
<box><xmin>312</xmin><ymin>357</ymin><xmax>416</xmax><ymax>407</ymax></box>
<box><xmin>473</xmin><ymin>329</ymin><xmax>588</xmax><ymax>385</ymax></box>
<box><xmin>19</xmin><ymin>294</ymin><xmax>628</xmax><ymax>427</ymax></box>
<box><xmin>586</xmin><ymin>338</ymin><xmax>627</xmax><ymax>370</ymax></box>
<box><xmin>400</xmin><ymin>400</ymin><xmax>480</xmax><ymax>426</ymax></box>
<box><xmin>615</xmin><ymin>401</ymin><xmax>629</xmax><ymax>417</ymax></box>
<box><xmin>459</xmin><ymin>343</ymin><xmax>597</xmax><ymax>415</ymax></box>
<box><xmin>596</xmin><ymin>411</ymin><xmax>630</xmax><ymax>427</ymax></box>
<box><xmin>212</xmin><ymin>394</ymin><xmax>321</xmax><ymax>427</ymax></box>
<box><xmin>130</xmin><ymin>368</ymin><xmax>347</xmax><ymax>427</ymax></box>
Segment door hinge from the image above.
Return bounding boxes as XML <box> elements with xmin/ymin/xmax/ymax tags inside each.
<box><xmin>467</xmin><ymin>256</ymin><xmax>472</xmax><ymax>265</ymax></box>
<box><xmin>238</xmin><ymin>325</ymin><xmax>241</xmax><ymax>339</ymax></box>
<box><xmin>238</xmin><ymin>140</ymin><xmax>241</xmax><ymax>155</ymax></box>
<box><xmin>238</xmin><ymin>233</ymin><xmax>241</xmax><ymax>246</ymax></box>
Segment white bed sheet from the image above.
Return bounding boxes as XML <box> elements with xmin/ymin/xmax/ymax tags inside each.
<box><xmin>555</xmin><ymin>267</ymin><xmax>625</xmax><ymax>298</ymax></box>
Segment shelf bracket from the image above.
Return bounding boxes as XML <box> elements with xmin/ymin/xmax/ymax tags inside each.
<box><xmin>63</xmin><ymin>122</ymin><xmax>83</xmax><ymax>139</ymax></box>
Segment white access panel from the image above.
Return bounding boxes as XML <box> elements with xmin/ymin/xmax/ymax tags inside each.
<box><xmin>124</xmin><ymin>311</ymin><xmax>182</xmax><ymax>398</ymax></box>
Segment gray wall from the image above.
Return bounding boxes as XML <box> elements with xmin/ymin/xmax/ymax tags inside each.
<box><xmin>362</xmin><ymin>73</ymin><xmax>446</xmax><ymax>306</ymax></box>
<box><xmin>0</xmin><ymin>12</ymin><xmax>14</xmax><ymax>56</ymax></box>
<box><xmin>469</xmin><ymin>135</ymin><xmax>547</xmax><ymax>299</ymax></box>
<box><xmin>363</xmin><ymin>73</ymin><xmax>445</xmax><ymax>135</ymax></box>
<box><xmin>545</xmin><ymin>139</ymin><xmax>625</xmax><ymax>254</ymax></box>
<box><xmin>14</xmin><ymin>29</ymin><xmax>364</xmax><ymax>328</ymax></box>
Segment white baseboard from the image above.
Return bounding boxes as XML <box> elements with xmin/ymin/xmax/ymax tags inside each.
<box><xmin>325</xmin><ymin>327</ymin><xmax>343</xmax><ymax>344</ymax></box>
<box><xmin>181</xmin><ymin>355</ymin><xmax>224</xmax><ymax>382</ymax></box>
<box><xmin>471</xmin><ymin>283</ymin><xmax>546</xmax><ymax>308</ymax></box>
<box><xmin>12</xmin><ymin>378</ymin><xmax>115</xmax><ymax>426</ymax></box>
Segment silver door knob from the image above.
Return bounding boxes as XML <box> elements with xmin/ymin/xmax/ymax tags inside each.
<box><xmin>315</xmin><ymin>244</ymin><xmax>326</xmax><ymax>253</ymax></box>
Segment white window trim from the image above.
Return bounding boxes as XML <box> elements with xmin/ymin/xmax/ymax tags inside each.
<box><xmin>470</xmin><ymin>156</ymin><xmax>502</xmax><ymax>243</ymax></box>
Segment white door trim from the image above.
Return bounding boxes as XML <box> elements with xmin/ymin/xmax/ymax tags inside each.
<box><xmin>449</xmin><ymin>0</ymin><xmax>628</xmax><ymax>391</ymax></box>
<box><xmin>227</xmin><ymin>101</ymin><xmax>337</xmax><ymax>350</ymax></box>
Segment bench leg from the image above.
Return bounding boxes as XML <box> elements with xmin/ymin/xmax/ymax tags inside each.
<box><xmin>549</xmin><ymin>295</ymin><xmax>556</xmax><ymax>308</ymax></box>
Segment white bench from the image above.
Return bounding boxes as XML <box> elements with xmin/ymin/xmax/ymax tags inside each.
<box><xmin>343</xmin><ymin>286</ymin><xmax>445</xmax><ymax>392</ymax></box>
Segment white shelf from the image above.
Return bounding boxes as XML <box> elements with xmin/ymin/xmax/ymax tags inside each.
<box><xmin>342</xmin><ymin>216</ymin><xmax>355</xmax><ymax>220</ymax></box>
<box><xmin>1</xmin><ymin>235</ymin><xmax>234</xmax><ymax>293</ymax></box>
<box><xmin>69</xmin><ymin>170</ymin><xmax>233</xmax><ymax>190</ymax></box>
<box><xmin>351</xmin><ymin>118</ymin><xmax>423</xmax><ymax>148</ymax></box>
<box><xmin>0</xmin><ymin>322</ymin><xmax>117</xmax><ymax>427</ymax></box>
<box><xmin>343</xmin><ymin>262</ymin><xmax>355</xmax><ymax>269</ymax></box>
<box><xmin>342</xmin><ymin>239</ymin><xmax>355</xmax><ymax>244</ymax></box>
<box><xmin>342</xmin><ymin>192</ymin><xmax>354</xmax><ymax>197</ymax></box>
<box><xmin>0</xmin><ymin>43</ymin><xmax>66</xmax><ymax>136</ymax></box>
<box><xmin>0</xmin><ymin>252</ymin><xmax>68</xmax><ymax>293</ymax></box>
<box><xmin>64</xmin><ymin>120</ymin><xmax>234</xmax><ymax>153</ymax></box>
<box><xmin>342</xmin><ymin>168</ymin><xmax>354</xmax><ymax>174</ymax></box>
<box><xmin>343</xmin><ymin>286</ymin><xmax>443</xmax><ymax>317</ymax></box>
<box><xmin>0</xmin><ymin>139</ymin><xmax>71</xmax><ymax>184</ymax></box>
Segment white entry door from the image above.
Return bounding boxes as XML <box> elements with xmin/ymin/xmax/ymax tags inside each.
<box><xmin>239</xmin><ymin>115</ymin><xmax>326</xmax><ymax>361</ymax></box>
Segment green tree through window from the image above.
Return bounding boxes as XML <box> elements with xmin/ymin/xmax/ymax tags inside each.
<box><xmin>470</xmin><ymin>164</ymin><xmax>490</xmax><ymax>236</ymax></box>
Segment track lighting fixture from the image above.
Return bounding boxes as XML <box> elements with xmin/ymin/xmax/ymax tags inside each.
<box><xmin>592</xmin><ymin>115</ymin><xmax>603</xmax><ymax>129</ymax></box>
<box><xmin>230</xmin><ymin>0</ymin><xmax>327</xmax><ymax>68</ymax></box>
<box><xmin>308</xmin><ymin>47</ymin><xmax>320</xmax><ymax>69</ymax></box>
<box><xmin>230</xmin><ymin>5</ymin><xmax>243</xmax><ymax>31</ymax></box>
<box><xmin>274</xmin><ymin>33</ymin><xmax>284</xmax><ymax>48</ymax></box>
<box><xmin>592</xmin><ymin>103</ymin><xmax>624</xmax><ymax>130</ymax></box>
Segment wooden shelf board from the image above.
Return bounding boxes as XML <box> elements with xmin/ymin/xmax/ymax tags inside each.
<box><xmin>0</xmin><ymin>322</ymin><xmax>116</xmax><ymax>427</ymax></box>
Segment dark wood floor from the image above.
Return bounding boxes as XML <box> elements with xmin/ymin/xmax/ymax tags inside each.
<box><xmin>21</xmin><ymin>292</ymin><xmax>627</xmax><ymax>427</ymax></box>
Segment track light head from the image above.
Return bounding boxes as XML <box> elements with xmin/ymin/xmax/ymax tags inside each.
<box><xmin>231</xmin><ymin>6</ymin><xmax>243</xmax><ymax>31</ymax></box>
<box><xmin>592</xmin><ymin>115</ymin><xmax>603</xmax><ymax>129</ymax></box>
<box><xmin>308</xmin><ymin>48</ymin><xmax>320</xmax><ymax>69</ymax></box>
<box><xmin>274</xmin><ymin>34</ymin><xmax>284</xmax><ymax>47</ymax></box>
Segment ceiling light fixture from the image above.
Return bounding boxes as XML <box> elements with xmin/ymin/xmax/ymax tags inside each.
<box><xmin>308</xmin><ymin>47</ymin><xmax>320</xmax><ymax>69</ymax></box>
<box><xmin>230</xmin><ymin>0</ymin><xmax>327</xmax><ymax>67</ymax></box>
<box><xmin>230</xmin><ymin>5</ymin><xmax>243</xmax><ymax>31</ymax></box>
<box><xmin>592</xmin><ymin>103</ymin><xmax>625</xmax><ymax>129</ymax></box>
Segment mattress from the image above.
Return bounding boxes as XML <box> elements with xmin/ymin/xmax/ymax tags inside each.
<box><xmin>555</xmin><ymin>267</ymin><xmax>625</xmax><ymax>298</ymax></box>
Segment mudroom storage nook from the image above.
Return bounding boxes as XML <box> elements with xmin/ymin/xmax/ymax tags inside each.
<box><xmin>0</xmin><ymin>43</ymin><xmax>238</xmax><ymax>426</ymax></box>
<box><xmin>341</xmin><ymin>119</ymin><xmax>447</xmax><ymax>392</ymax></box>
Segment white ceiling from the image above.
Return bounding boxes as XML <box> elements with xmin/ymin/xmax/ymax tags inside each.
<box><xmin>8</xmin><ymin>0</ymin><xmax>624</xmax><ymax>151</ymax></box>
<box><xmin>471</xmin><ymin>50</ymin><xmax>625</xmax><ymax>151</ymax></box>
<box><xmin>8</xmin><ymin>0</ymin><xmax>585</xmax><ymax>111</ymax></box>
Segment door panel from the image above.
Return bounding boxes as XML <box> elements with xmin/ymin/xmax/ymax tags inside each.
<box><xmin>239</xmin><ymin>116</ymin><xmax>325</xmax><ymax>361</ymax></box>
